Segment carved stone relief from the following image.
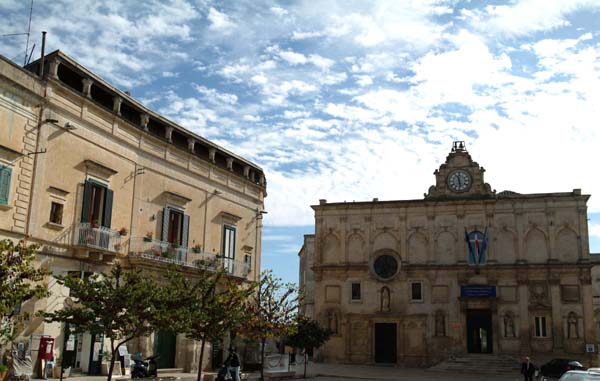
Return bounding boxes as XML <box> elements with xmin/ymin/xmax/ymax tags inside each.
<box><xmin>529</xmin><ymin>282</ymin><xmax>550</xmax><ymax>307</ymax></box>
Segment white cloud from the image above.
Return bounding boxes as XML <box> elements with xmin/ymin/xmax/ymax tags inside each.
<box><xmin>279</xmin><ymin>50</ymin><xmax>308</xmax><ymax>65</ymax></box>
<box><xmin>283</xmin><ymin>110</ymin><xmax>311</xmax><ymax>119</ymax></box>
<box><xmin>193</xmin><ymin>84</ymin><xmax>238</xmax><ymax>105</ymax></box>
<box><xmin>207</xmin><ymin>7</ymin><xmax>236</xmax><ymax>32</ymax></box>
<box><xmin>270</xmin><ymin>6</ymin><xmax>288</xmax><ymax>16</ymax></box>
<box><xmin>470</xmin><ymin>0</ymin><xmax>600</xmax><ymax>36</ymax></box>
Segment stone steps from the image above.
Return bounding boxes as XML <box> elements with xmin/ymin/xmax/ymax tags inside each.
<box><xmin>428</xmin><ymin>354</ymin><xmax>521</xmax><ymax>375</ymax></box>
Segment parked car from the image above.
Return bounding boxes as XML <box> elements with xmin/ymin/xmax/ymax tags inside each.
<box><xmin>559</xmin><ymin>370</ymin><xmax>600</xmax><ymax>381</ymax></box>
<box><xmin>541</xmin><ymin>359</ymin><xmax>586</xmax><ymax>379</ymax></box>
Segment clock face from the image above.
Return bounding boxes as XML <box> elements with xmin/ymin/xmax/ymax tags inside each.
<box><xmin>448</xmin><ymin>170</ymin><xmax>471</xmax><ymax>192</ymax></box>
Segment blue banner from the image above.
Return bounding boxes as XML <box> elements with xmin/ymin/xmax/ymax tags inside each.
<box><xmin>460</xmin><ymin>285</ymin><xmax>496</xmax><ymax>298</ymax></box>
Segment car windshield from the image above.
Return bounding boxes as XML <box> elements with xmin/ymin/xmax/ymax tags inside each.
<box><xmin>569</xmin><ymin>361</ymin><xmax>584</xmax><ymax>367</ymax></box>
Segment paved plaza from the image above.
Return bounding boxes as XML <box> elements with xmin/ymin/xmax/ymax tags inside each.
<box><xmin>36</xmin><ymin>362</ymin><xmax>548</xmax><ymax>381</ymax></box>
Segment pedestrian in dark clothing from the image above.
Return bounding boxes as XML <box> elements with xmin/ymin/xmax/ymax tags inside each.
<box><xmin>521</xmin><ymin>356</ymin><xmax>536</xmax><ymax>381</ymax></box>
<box><xmin>225</xmin><ymin>348</ymin><xmax>241</xmax><ymax>381</ymax></box>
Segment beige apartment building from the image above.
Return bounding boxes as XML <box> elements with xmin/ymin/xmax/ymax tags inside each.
<box><xmin>0</xmin><ymin>50</ymin><xmax>266</xmax><ymax>374</ymax></box>
<box><xmin>300</xmin><ymin>142</ymin><xmax>596</xmax><ymax>367</ymax></box>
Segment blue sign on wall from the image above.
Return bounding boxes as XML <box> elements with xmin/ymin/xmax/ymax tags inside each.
<box><xmin>460</xmin><ymin>285</ymin><xmax>496</xmax><ymax>298</ymax></box>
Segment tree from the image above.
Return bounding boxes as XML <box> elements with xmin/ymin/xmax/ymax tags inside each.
<box><xmin>242</xmin><ymin>270</ymin><xmax>300</xmax><ymax>381</ymax></box>
<box><xmin>284</xmin><ymin>315</ymin><xmax>331</xmax><ymax>378</ymax></box>
<box><xmin>41</xmin><ymin>263</ymin><xmax>164</xmax><ymax>381</ymax></box>
<box><xmin>0</xmin><ymin>239</ymin><xmax>48</xmax><ymax>348</ymax></box>
<box><xmin>163</xmin><ymin>263</ymin><xmax>256</xmax><ymax>381</ymax></box>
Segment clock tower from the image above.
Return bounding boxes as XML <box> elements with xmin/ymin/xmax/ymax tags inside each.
<box><xmin>424</xmin><ymin>141</ymin><xmax>495</xmax><ymax>199</ymax></box>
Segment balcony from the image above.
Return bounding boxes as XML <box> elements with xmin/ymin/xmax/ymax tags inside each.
<box><xmin>73</xmin><ymin>222</ymin><xmax>122</xmax><ymax>254</ymax></box>
<box><xmin>128</xmin><ymin>238</ymin><xmax>250</xmax><ymax>278</ymax></box>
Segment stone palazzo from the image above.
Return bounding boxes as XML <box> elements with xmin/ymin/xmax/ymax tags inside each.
<box><xmin>299</xmin><ymin>142</ymin><xmax>596</xmax><ymax>366</ymax></box>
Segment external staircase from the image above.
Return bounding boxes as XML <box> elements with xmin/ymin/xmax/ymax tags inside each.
<box><xmin>428</xmin><ymin>353</ymin><xmax>522</xmax><ymax>375</ymax></box>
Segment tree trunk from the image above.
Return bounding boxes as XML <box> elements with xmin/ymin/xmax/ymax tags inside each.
<box><xmin>303</xmin><ymin>352</ymin><xmax>307</xmax><ymax>378</ymax></box>
<box><xmin>196</xmin><ymin>339</ymin><xmax>206</xmax><ymax>381</ymax></box>
<box><xmin>260</xmin><ymin>338</ymin><xmax>266</xmax><ymax>381</ymax></box>
<box><xmin>106</xmin><ymin>342</ymin><xmax>116</xmax><ymax>381</ymax></box>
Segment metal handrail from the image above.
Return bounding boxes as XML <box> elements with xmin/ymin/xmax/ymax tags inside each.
<box><xmin>73</xmin><ymin>222</ymin><xmax>122</xmax><ymax>253</ymax></box>
<box><xmin>128</xmin><ymin>237</ymin><xmax>250</xmax><ymax>277</ymax></box>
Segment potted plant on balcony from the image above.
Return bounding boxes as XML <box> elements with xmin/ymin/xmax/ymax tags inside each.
<box><xmin>192</xmin><ymin>244</ymin><xmax>202</xmax><ymax>253</ymax></box>
<box><xmin>118</xmin><ymin>227</ymin><xmax>128</xmax><ymax>236</ymax></box>
<box><xmin>143</xmin><ymin>232</ymin><xmax>153</xmax><ymax>242</ymax></box>
<box><xmin>114</xmin><ymin>243</ymin><xmax>122</xmax><ymax>251</ymax></box>
<box><xmin>92</xmin><ymin>219</ymin><xmax>100</xmax><ymax>229</ymax></box>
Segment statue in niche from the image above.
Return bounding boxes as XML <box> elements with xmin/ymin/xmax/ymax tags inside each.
<box><xmin>503</xmin><ymin>313</ymin><xmax>515</xmax><ymax>338</ymax></box>
<box><xmin>567</xmin><ymin>312</ymin><xmax>578</xmax><ymax>339</ymax></box>
<box><xmin>380</xmin><ymin>287</ymin><xmax>390</xmax><ymax>312</ymax></box>
<box><xmin>435</xmin><ymin>311</ymin><xmax>445</xmax><ymax>337</ymax></box>
<box><xmin>327</xmin><ymin>311</ymin><xmax>338</xmax><ymax>334</ymax></box>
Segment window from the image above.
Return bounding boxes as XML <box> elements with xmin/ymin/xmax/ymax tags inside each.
<box><xmin>534</xmin><ymin>316</ymin><xmax>547</xmax><ymax>337</ymax></box>
<box><xmin>373</xmin><ymin>254</ymin><xmax>398</xmax><ymax>279</ymax></box>
<box><xmin>223</xmin><ymin>225</ymin><xmax>236</xmax><ymax>259</ymax></box>
<box><xmin>244</xmin><ymin>254</ymin><xmax>252</xmax><ymax>267</ymax></box>
<box><xmin>161</xmin><ymin>207</ymin><xmax>189</xmax><ymax>250</ymax></box>
<box><xmin>222</xmin><ymin>225</ymin><xmax>236</xmax><ymax>273</ymax></box>
<box><xmin>81</xmin><ymin>179</ymin><xmax>113</xmax><ymax>227</ymax></box>
<box><xmin>49</xmin><ymin>202</ymin><xmax>64</xmax><ymax>225</ymax></box>
<box><xmin>167</xmin><ymin>209</ymin><xmax>184</xmax><ymax>245</ymax></box>
<box><xmin>0</xmin><ymin>165</ymin><xmax>12</xmax><ymax>206</ymax></box>
<box><xmin>351</xmin><ymin>283</ymin><xmax>361</xmax><ymax>300</ymax></box>
<box><xmin>411</xmin><ymin>282</ymin><xmax>423</xmax><ymax>302</ymax></box>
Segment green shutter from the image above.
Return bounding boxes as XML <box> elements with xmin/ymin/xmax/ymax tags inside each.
<box><xmin>181</xmin><ymin>214</ymin><xmax>190</xmax><ymax>248</ymax></box>
<box><xmin>161</xmin><ymin>207</ymin><xmax>170</xmax><ymax>242</ymax></box>
<box><xmin>0</xmin><ymin>166</ymin><xmax>12</xmax><ymax>206</ymax></box>
<box><xmin>81</xmin><ymin>180</ymin><xmax>92</xmax><ymax>222</ymax></box>
<box><xmin>102</xmin><ymin>189</ymin><xmax>113</xmax><ymax>228</ymax></box>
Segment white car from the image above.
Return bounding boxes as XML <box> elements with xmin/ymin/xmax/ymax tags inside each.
<box><xmin>559</xmin><ymin>370</ymin><xmax>600</xmax><ymax>381</ymax></box>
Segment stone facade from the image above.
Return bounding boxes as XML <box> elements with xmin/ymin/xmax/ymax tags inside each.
<box><xmin>301</xmin><ymin>142</ymin><xmax>596</xmax><ymax>366</ymax></box>
<box><xmin>299</xmin><ymin>234</ymin><xmax>316</xmax><ymax>320</ymax></box>
<box><xmin>0</xmin><ymin>51</ymin><xmax>266</xmax><ymax>373</ymax></box>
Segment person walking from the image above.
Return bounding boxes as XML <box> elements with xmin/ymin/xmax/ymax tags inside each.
<box><xmin>521</xmin><ymin>356</ymin><xmax>536</xmax><ymax>381</ymax></box>
<box><xmin>225</xmin><ymin>348</ymin><xmax>241</xmax><ymax>381</ymax></box>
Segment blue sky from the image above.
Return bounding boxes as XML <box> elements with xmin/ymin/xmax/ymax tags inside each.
<box><xmin>2</xmin><ymin>0</ymin><xmax>600</xmax><ymax>285</ymax></box>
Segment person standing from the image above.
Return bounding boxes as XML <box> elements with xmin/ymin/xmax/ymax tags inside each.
<box><xmin>225</xmin><ymin>348</ymin><xmax>241</xmax><ymax>381</ymax></box>
<box><xmin>521</xmin><ymin>356</ymin><xmax>536</xmax><ymax>381</ymax></box>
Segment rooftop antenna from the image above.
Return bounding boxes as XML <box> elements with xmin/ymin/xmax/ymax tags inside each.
<box><xmin>24</xmin><ymin>0</ymin><xmax>34</xmax><ymax>66</ymax></box>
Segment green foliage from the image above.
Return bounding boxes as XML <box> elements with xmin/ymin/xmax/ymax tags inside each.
<box><xmin>284</xmin><ymin>315</ymin><xmax>331</xmax><ymax>378</ymax></box>
<box><xmin>162</xmin><ymin>261</ymin><xmax>256</xmax><ymax>381</ymax></box>
<box><xmin>284</xmin><ymin>315</ymin><xmax>331</xmax><ymax>352</ymax></box>
<box><xmin>0</xmin><ymin>239</ymin><xmax>49</xmax><ymax>347</ymax></box>
<box><xmin>41</xmin><ymin>262</ymin><xmax>165</xmax><ymax>381</ymax></box>
<box><xmin>242</xmin><ymin>270</ymin><xmax>300</xmax><ymax>341</ymax></box>
<box><xmin>241</xmin><ymin>270</ymin><xmax>300</xmax><ymax>381</ymax></box>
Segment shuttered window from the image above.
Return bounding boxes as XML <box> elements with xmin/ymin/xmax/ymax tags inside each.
<box><xmin>0</xmin><ymin>165</ymin><xmax>12</xmax><ymax>206</ymax></box>
<box><xmin>222</xmin><ymin>226</ymin><xmax>236</xmax><ymax>260</ymax></box>
<box><xmin>161</xmin><ymin>207</ymin><xmax>189</xmax><ymax>247</ymax></box>
<box><xmin>81</xmin><ymin>179</ymin><xmax>113</xmax><ymax>227</ymax></box>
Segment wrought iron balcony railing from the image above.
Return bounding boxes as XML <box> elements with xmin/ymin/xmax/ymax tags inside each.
<box><xmin>73</xmin><ymin>223</ymin><xmax>122</xmax><ymax>253</ymax></box>
<box><xmin>128</xmin><ymin>237</ymin><xmax>250</xmax><ymax>278</ymax></box>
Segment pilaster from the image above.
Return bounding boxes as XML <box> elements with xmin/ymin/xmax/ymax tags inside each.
<box><xmin>549</xmin><ymin>278</ymin><xmax>563</xmax><ymax>349</ymax></box>
<box><xmin>517</xmin><ymin>274</ymin><xmax>530</xmax><ymax>352</ymax></box>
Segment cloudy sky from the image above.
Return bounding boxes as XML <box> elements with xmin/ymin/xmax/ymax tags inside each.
<box><xmin>2</xmin><ymin>0</ymin><xmax>600</xmax><ymax>284</ymax></box>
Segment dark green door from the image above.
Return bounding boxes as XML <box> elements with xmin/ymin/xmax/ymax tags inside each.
<box><xmin>88</xmin><ymin>333</ymin><xmax>104</xmax><ymax>375</ymax></box>
<box><xmin>211</xmin><ymin>340</ymin><xmax>223</xmax><ymax>370</ymax></box>
<box><xmin>374</xmin><ymin>323</ymin><xmax>397</xmax><ymax>363</ymax></box>
<box><xmin>154</xmin><ymin>331</ymin><xmax>176</xmax><ymax>368</ymax></box>
<box><xmin>466</xmin><ymin>309</ymin><xmax>493</xmax><ymax>353</ymax></box>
